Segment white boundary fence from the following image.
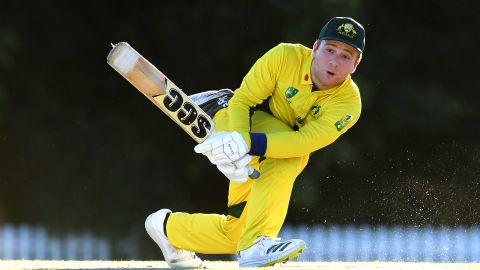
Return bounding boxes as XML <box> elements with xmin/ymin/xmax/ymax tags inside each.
<box><xmin>0</xmin><ymin>224</ymin><xmax>110</xmax><ymax>260</ymax></box>
<box><xmin>280</xmin><ymin>224</ymin><xmax>480</xmax><ymax>262</ymax></box>
<box><xmin>2</xmin><ymin>223</ymin><xmax>480</xmax><ymax>261</ymax></box>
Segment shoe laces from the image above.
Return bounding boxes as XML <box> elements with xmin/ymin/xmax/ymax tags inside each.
<box><xmin>255</xmin><ymin>236</ymin><xmax>281</xmax><ymax>243</ymax></box>
<box><xmin>254</xmin><ymin>236</ymin><xmax>285</xmax><ymax>254</ymax></box>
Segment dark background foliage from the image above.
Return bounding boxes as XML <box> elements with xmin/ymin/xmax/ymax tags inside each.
<box><xmin>0</xmin><ymin>0</ymin><xmax>479</xmax><ymax>257</ymax></box>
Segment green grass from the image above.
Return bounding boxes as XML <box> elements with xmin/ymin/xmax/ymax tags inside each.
<box><xmin>1</xmin><ymin>261</ymin><xmax>480</xmax><ymax>270</ymax></box>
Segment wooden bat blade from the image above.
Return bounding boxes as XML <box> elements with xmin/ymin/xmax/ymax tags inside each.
<box><xmin>107</xmin><ymin>42</ymin><xmax>214</xmax><ymax>143</ymax></box>
<box><xmin>107</xmin><ymin>42</ymin><xmax>167</xmax><ymax>97</ymax></box>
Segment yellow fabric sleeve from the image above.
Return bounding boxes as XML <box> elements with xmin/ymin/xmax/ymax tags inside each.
<box><xmin>228</xmin><ymin>44</ymin><xmax>285</xmax><ymax>133</ymax></box>
<box><xmin>265</xmin><ymin>99</ymin><xmax>361</xmax><ymax>158</ymax></box>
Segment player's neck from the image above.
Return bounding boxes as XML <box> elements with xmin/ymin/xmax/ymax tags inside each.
<box><xmin>314</xmin><ymin>79</ymin><xmax>346</xmax><ymax>91</ymax></box>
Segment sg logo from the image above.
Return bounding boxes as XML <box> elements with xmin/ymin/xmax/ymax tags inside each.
<box><xmin>162</xmin><ymin>88</ymin><xmax>212</xmax><ymax>139</ymax></box>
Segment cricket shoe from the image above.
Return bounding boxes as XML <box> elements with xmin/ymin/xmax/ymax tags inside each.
<box><xmin>237</xmin><ymin>236</ymin><xmax>306</xmax><ymax>267</ymax></box>
<box><xmin>145</xmin><ymin>209</ymin><xmax>204</xmax><ymax>268</ymax></box>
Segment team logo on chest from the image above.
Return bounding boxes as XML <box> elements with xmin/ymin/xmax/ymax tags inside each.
<box><xmin>285</xmin><ymin>86</ymin><xmax>299</xmax><ymax>103</ymax></box>
<box><xmin>310</xmin><ymin>105</ymin><xmax>321</xmax><ymax>119</ymax></box>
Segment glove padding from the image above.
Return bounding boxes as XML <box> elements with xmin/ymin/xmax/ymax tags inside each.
<box><xmin>216</xmin><ymin>155</ymin><xmax>255</xmax><ymax>183</ymax></box>
<box><xmin>194</xmin><ymin>131</ymin><xmax>249</xmax><ymax>165</ymax></box>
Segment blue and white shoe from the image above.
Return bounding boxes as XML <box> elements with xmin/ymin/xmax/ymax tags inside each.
<box><xmin>145</xmin><ymin>209</ymin><xmax>204</xmax><ymax>268</ymax></box>
<box><xmin>237</xmin><ymin>236</ymin><xmax>306</xmax><ymax>267</ymax></box>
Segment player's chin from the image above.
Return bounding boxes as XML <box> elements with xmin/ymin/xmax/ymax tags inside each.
<box><xmin>324</xmin><ymin>77</ymin><xmax>341</xmax><ymax>88</ymax></box>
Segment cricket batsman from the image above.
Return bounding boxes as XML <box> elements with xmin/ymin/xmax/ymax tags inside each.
<box><xmin>145</xmin><ymin>17</ymin><xmax>365</xmax><ymax>268</ymax></box>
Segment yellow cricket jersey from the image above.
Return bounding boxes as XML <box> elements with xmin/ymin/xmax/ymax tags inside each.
<box><xmin>228</xmin><ymin>43</ymin><xmax>362</xmax><ymax>158</ymax></box>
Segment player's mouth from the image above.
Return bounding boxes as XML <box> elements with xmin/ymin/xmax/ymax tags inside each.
<box><xmin>326</xmin><ymin>70</ymin><xmax>335</xmax><ymax>76</ymax></box>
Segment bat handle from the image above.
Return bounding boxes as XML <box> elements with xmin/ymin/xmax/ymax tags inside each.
<box><xmin>248</xmin><ymin>167</ymin><xmax>261</xmax><ymax>179</ymax></box>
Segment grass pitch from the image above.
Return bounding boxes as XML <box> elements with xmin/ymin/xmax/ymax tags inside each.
<box><xmin>1</xmin><ymin>261</ymin><xmax>480</xmax><ymax>270</ymax></box>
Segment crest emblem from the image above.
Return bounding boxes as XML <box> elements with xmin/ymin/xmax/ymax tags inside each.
<box><xmin>310</xmin><ymin>105</ymin><xmax>321</xmax><ymax>119</ymax></box>
<box><xmin>285</xmin><ymin>86</ymin><xmax>299</xmax><ymax>100</ymax></box>
<box><xmin>337</xmin><ymin>23</ymin><xmax>357</xmax><ymax>38</ymax></box>
<box><xmin>334</xmin><ymin>114</ymin><xmax>353</xmax><ymax>131</ymax></box>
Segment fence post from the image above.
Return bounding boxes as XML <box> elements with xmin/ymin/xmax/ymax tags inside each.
<box><xmin>343</xmin><ymin>225</ymin><xmax>357</xmax><ymax>262</ymax></box>
<box><xmin>65</xmin><ymin>233</ymin><xmax>79</xmax><ymax>260</ymax></box>
<box><xmin>1</xmin><ymin>224</ymin><xmax>15</xmax><ymax>259</ymax></box>
<box><xmin>48</xmin><ymin>236</ymin><xmax>62</xmax><ymax>260</ymax></box>
<box><xmin>421</xmin><ymin>225</ymin><xmax>435</xmax><ymax>262</ymax></box>
<box><xmin>311</xmin><ymin>225</ymin><xmax>327</xmax><ymax>261</ymax></box>
<box><xmin>438</xmin><ymin>226</ymin><xmax>451</xmax><ymax>262</ymax></box>
<box><xmin>96</xmin><ymin>238</ymin><xmax>110</xmax><ymax>260</ymax></box>
<box><xmin>453</xmin><ymin>226</ymin><xmax>467</xmax><ymax>262</ymax></box>
<box><xmin>358</xmin><ymin>225</ymin><xmax>373</xmax><ymax>261</ymax></box>
<box><xmin>405</xmin><ymin>226</ymin><xmax>419</xmax><ymax>262</ymax></box>
<box><xmin>32</xmin><ymin>225</ymin><xmax>47</xmax><ymax>260</ymax></box>
<box><xmin>326</xmin><ymin>225</ymin><xmax>341</xmax><ymax>261</ymax></box>
<box><xmin>390</xmin><ymin>225</ymin><xmax>404</xmax><ymax>261</ymax></box>
<box><xmin>469</xmin><ymin>226</ymin><xmax>480</xmax><ymax>262</ymax></box>
<box><xmin>375</xmin><ymin>225</ymin><xmax>389</xmax><ymax>261</ymax></box>
<box><xmin>304</xmin><ymin>225</ymin><xmax>325</xmax><ymax>261</ymax></box>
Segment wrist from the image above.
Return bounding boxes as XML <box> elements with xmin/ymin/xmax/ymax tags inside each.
<box><xmin>248</xmin><ymin>132</ymin><xmax>267</xmax><ymax>157</ymax></box>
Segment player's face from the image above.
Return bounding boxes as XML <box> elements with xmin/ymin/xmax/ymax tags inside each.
<box><xmin>311</xmin><ymin>40</ymin><xmax>361</xmax><ymax>90</ymax></box>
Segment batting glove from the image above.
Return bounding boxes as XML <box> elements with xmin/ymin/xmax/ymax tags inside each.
<box><xmin>194</xmin><ymin>131</ymin><xmax>249</xmax><ymax>165</ymax></box>
<box><xmin>216</xmin><ymin>162</ymin><xmax>255</xmax><ymax>183</ymax></box>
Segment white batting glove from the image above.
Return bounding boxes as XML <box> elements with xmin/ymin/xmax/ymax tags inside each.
<box><xmin>233</xmin><ymin>154</ymin><xmax>253</xmax><ymax>168</ymax></box>
<box><xmin>216</xmin><ymin>161</ymin><xmax>255</xmax><ymax>183</ymax></box>
<box><xmin>194</xmin><ymin>131</ymin><xmax>249</xmax><ymax>165</ymax></box>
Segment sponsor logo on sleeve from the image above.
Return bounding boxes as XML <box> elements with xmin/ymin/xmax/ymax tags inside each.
<box><xmin>334</xmin><ymin>114</ymin><xmax>353</xmax><ymax>131</ymax></box>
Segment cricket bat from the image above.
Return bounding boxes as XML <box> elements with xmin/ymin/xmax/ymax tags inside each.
<box><xmin>106</xmin><ymin>42</ymin><xmax>260</xmax><ymax>179</ymax></box>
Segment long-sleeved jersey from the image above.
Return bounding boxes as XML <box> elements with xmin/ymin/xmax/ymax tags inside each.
<box><xmin>228</xmin><ymin>43</ymin><xmax>362</xmax><ymax>158</ymax></box>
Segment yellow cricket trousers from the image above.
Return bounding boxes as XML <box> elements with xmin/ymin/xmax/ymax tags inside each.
<box><xmin>166</xmin><ymin>109</ymin><xmax>309</xmax><ymax>253</ymax></box>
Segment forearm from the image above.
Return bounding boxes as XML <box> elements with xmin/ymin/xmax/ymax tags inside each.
<box><xmin>248</xmin><ymin>105</ymin><xmax>361</xmax><ymax>158</ymax></box>
<box><xmin>264</xmin><ymin>130</ymin><xmax>339</xmax><ymax>158</ymax></box>
<box><xmin>247</xmin><ymin>129</ymin><xmax>338</xmax><ymax>158</ymax></box>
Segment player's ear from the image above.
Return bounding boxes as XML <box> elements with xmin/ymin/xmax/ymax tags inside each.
<box><xmin>350</xmin><ymin>53</ymin><xmax>362</xmax><ymax>74</ymax></box>
<box><xmin>312</xmin><ymin>40</ymin><xmax>320</xmax><ymax>52</ymax></box>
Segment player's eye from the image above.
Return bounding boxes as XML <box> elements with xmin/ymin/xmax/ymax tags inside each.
<box><xmin>342</xmin><ymin>54</ymin><xmax>352</xmax><ymax>60</ymax></box>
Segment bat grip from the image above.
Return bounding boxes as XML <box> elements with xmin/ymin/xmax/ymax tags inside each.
<box><xmin>248</xmin><ymin>167</ymin><xmax>261</xmax><ymax>179</ymax></box>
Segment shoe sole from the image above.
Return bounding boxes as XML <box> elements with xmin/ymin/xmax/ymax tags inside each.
<box><xmin>240</xmin><ymin>243</ymin><xmax>306</xmax><ymax>267</ymax></box>
<box><xmin>265</xmin><ymin>244</ymin><xmax>306</xmax><ymax>267</ymax></box>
